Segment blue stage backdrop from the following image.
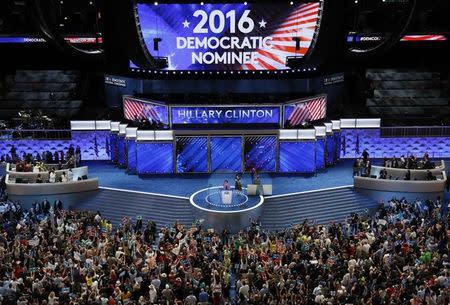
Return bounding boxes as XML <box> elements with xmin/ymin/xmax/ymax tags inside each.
<box><xmin>326</xmin><ymin>134</ymin><xmax>335</xmax><ymax>165</ymax></box>
<box><xmin>244</xmin><ymin>136</ymin><xmax>276</xmax><ymax>172</ymax></box>
<box><xmin>210</xmin><ymin>137</ymin><xmax>242</xmax><ymax>172</ymax></box>
<box><xmin>136</xmin><ymin>142</ymin><xmax>174</xmax><ymax>174</ymax></box>
<box><xmin>136</xmin><ymin>2</ymin><xmax>320</xmax><ymax>70</ymax></box>
<box><xmin>316</xmin><ymin>138</ymin><xmax>325</xmax><ymax>169</ymax></box>
<box><xmin>334</xmin><ymin>132</ymin><xmax>341</xmax><ymax>161</ymax></box>
<box><xmin>110</xmin><ymin>134</ymin><xmax>118</xmax><ymax>163</ymax></box>
<box><xmin>279</xmin><ymin>141</ymin><xmax>316</xmax><ymax>173</ymax></box>
<box><xmin>117</xmin><ymin>137</ymin><xmax>126</xmax><ymax>166</ymax></box>
<box><xmin>176</xmin><ymin>137</ymin><xmax>209</xmax><ymax>173</ymax></box>
<box><xmin>171</xmin><ymin>106</ymin><xmax>280</xmax><ymax>126</ymax></box>
<box><xmin>127</xmin><ymin>140</ymin><xmax>137</xmax><ymax>172</ymax></box>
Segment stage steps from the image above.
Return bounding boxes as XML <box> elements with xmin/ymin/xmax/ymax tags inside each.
<box><xmin>71</xmin><ymin>188</ymin><xmax>194</xmax><ymax>229</ymax></box>
<box><xmin>261</xmin><ymin>187</ymin><xmax>379</xmax><ymax>231</ymax></box>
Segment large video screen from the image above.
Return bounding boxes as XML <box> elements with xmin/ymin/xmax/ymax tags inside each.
<box><xmin>283</xmin><ymin>95</ymin><xmax>327</xmax><ymax>128</ymax></box>
<box><xmin>136</xmin><ymin>2</ymin><xmax>320</xmax><ymax>70</ymax></box>
<box><xmin>176</xmin><ymin>137</ymin><xmax>209</xmax><ymax>173</ymax></box>
<box><xmin>210</xmin><ymin>137</ymin><xmax>242</xmax><ymax>172</ymax></box>
<box><xmin>279</xmin><ymin>141</ymin><xmax>316</xmax><ymax>173</ymax></box>
<box><xmin>123</xmin><ymin>97</ymin><xmax>169</xmax><ymax>125</ymax></box>
<box><xmin>244</xmin><ymin>136</ymin><xmax>276</xmax><ymax>172</ymax></box>
<box><xmin>136</xmin><ymin>142</ymin><xmax>174</xmax><ymax>174</ymax></box>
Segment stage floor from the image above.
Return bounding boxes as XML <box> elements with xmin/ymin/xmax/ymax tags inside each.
<box><xmin>85</xmin><ymin>160</ymin><xmax>356</xmax><ymax>197</ymax></box>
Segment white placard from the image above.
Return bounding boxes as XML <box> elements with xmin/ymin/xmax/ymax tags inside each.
<box><xmin>279</xmin><ymin>129</ymin><xmax>298</xmax><ymax>140</ymax></box>
<box><xmin>297</xmin><ymin>129</ymin><xmax>316</xmax><ymax>140</ymax></box>
<box><xmin>70</xmin><ymin>121</ymin><xmax>96</xmax><ymax>130</ymax></box>
<box><xmin>356</xmin><ymin>118</ymin><xmax>381</xmax><ymax>128</ymax></box>
<box><xmin>155</xmin><ymin>130</ymin><xmax>174</xmax><ymax>141</ymax></box>
<box><xmin>340</xmin><ymin>119</ymin><xmax>356</xmax><ymax>128</ymax></box>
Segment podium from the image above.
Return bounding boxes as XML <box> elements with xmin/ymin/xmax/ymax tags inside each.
<box><xmin>221</xmin><ymin>190</ymin><xmax>233</xmax><ymax>204</ymax></box>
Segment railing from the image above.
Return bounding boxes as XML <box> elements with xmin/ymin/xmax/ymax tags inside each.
<box><xmin>0</xmin><ymin>129</ymin><xmax>72</xmax><ymax>140</ymax></box>
<box><xmin>381</xmin><ymin>126</ymin><xmax>450</xmax><ymax>138</ymax></box>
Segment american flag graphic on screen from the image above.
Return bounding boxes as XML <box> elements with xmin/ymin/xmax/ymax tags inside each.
<box><xmin>284</xmin><ymin>95</ymin><xmax>326</xmax><ymax>127</ymax></box>
<box><xmin>242</xmin><ymin>3</ymin><xmax>321</xmax><ymax>70</ymax></box>
<box><xmin>123</xmin><ymin>97</ymin><xmax>169</xmax><ymax>124</ymax></box>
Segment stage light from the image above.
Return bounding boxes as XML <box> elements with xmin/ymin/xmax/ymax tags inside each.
<box><xmin>180</xmin><ymin>71</ymin><xmax>183</xmax><ymax>74</ymax></box>
<box><xmin>244</xmin><ymin>1</ymin><xmax>247</xmax><ymax>5</ymax></box>
<box><xmin>187</xmin><ymin>71</ymin><xmax>190</xmax><ymax>74</ymax></box>
<box><xmin>230</xmin><ymin>71</ymin><xmax>234</xmax><ymax>74</ymax></box>
<box><xmin>200</xmin><ymin>1</ymin><xmax>204</xmax><ymax>5</ymax></box>
<box><xmin>354</xmin><ymin>0</ymin><xmax>358</xmax><ymax>3</ymax></box>
<box><xmin>154</xmin><ymin>1</ymin><xmax>158</xmax><ymax>5</ymax></box>
<box><xmin>290</xmin><ymin>1</ymin><xmax>294</xmax><ymax>5</ymax></box>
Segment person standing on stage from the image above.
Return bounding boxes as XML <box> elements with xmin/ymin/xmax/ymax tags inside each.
<box><xmin>251</xmin><ymin>167</ymin><xmax>257</xmax><ymax>183</ymax></box>
<box><xmin>235</xmin><ymin>175</ymin><xmax>242</xmax><ymax>195</ymax></box>
<box><xmin>223</xmin><ymin>180</ymin><xmax>230</xmax><ymax>190</ymax></box>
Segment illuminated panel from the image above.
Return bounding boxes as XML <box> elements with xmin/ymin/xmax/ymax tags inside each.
<box><xmin>123</xmin><ymin>97</ymin><xmax>169</xmax><ymax>125</ymax></box>
<box><xmin>176</xmin><ymin>137</ymin><xmax>208</xmax><ymax>173</ymax></box>
<box><xmin>244</xmin><ymin>136</ymin><xmax>276</xmax><ymax>172</ymax></box>
<box><xmin>171</xmin><ymin>106</ymin><xmax>280</xmax><ymax>126</ymax></box>
<box><xmin>0</xmin><ymin>36</ymin><xmax>103</xmax><ymax>44</ymax></box>
<box><xmin>136</xmin><ymin>2</ymin><xmax>321</xmax><ymax>70</ymax></box>
<box><xmin>210</xmin><ymin>137</ymin><xmax>242</xmax><ymax>172</ymax></box>
<box><xmin>283</xmin><ymin>95</ymin><xmax>327</xmax><ymax>128</ymax></box>
<box><xmin>400</xmin><ymin>34</ymin><xmax>447</xmax><ymax>41</ymax></box>
<box><xmin>279</xmin><ymin>141</ymin><xmax>316</xmax><ymax>173</ymax></box>
<box><xmin>127</xmin><ymin>140</ymin><xmax>137</xmax><ymax>171</ymax></box>
<box><xmin>136</xmin><ymin>142</ymin><xmax>174</xmax><ymax>174</ymax></box>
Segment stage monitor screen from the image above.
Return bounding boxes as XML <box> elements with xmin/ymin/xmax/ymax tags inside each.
<box><xmin>244</xmin><ymin>136</ymin><xmax>276</xmax><ymax>172</ymax></box>
<box><xmin>123</xmin><ymin>97</ymin><xmax>169</xmax><ymax>126</ymax></box>
<box><xmin>127</xmin><ymin>140</ymin><xmax>137</xmax><ymax>171</ymax></box>
<box><xmin>171</xmin><ymin>105</ymin><xmax>280</xmax><ymax>127</ymax></box>
<box><xmin>136</xmin><ymin>2</ymin><xmax>321</xmax><ymax>70</ymax></box>
<box><xmin>176</xmin><ymin>137</ymin><xmax>209</xmax><ymax>173</ymax></box>
<box><xmin>279</xmin><ymin>141</ymin><xmax>316</xmax><ymax>173</ymax></box>
<box><xmin>136</xmin><ymin>142</ymin><xmax>174</xmax><ymax>174</ymax></box>
<box><xmin>283</xmin><ymin>95</ymin><xmax>327</xmax><ymax>128</ymax></box>
<box><xmin>210</xmin><ymin>137</ymin><xmax>242</xmax><ymax>172</ymax></box>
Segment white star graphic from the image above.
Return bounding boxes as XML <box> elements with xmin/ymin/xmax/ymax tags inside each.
<box><xmin>259</xmin><ymin>19</ymin><xmax>267</xmax><ymax>28</ymax></box>
<box><xmin>182</xmin><ymin>20</ymin><xmax>190</xmax><ymax>28</ymax></box>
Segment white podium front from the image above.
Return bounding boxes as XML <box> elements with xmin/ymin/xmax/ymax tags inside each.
<box><xmin>221</xmin><ymin>190</ymin><xmax>233</xmax><ymax>204</ymax></box>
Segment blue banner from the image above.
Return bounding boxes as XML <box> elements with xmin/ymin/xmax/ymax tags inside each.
<box><xmin>171</xmin><ymin>106</ymin><xmax>280</xmax><ymax>125</ymax></box>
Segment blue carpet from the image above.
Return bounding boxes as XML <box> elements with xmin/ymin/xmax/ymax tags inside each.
<box><xmin>85</xmin><ymin>160</ymin><xmax>355</xmax><ymax>197</ymax></box>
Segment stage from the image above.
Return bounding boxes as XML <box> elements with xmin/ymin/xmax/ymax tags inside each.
<box><xmin>85</xmin><ymin>159</ymin><xmax>356</xmax><ymax>197</ymax></box>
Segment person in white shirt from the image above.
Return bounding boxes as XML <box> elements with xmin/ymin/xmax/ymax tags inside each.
<box><xmin>61</xmin><ymin>172</ymin><xmax>68</xmax><ymax>182</ymax></box>
<box><xmin>67</xmin><ymin>168</ymin><xmax>73</xmax><ymax>181</ymax></box>
<box><xmin>49</xmin><ymin>170</ymin><xmax>56</xmax><ymax>183</ymax></box>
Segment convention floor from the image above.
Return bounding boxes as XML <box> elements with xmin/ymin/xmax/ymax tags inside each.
<box><xmin>85</xmin><ymin>160</ymin><xmax>356</xmax><ymax>197</ymax></box>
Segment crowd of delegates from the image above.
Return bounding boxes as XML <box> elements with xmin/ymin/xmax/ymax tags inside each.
<box><xmin>0</xmin><ymin>144</ymin><xmax>81</xmax><ymax>171</ymax></box>
<box><xmin>0</xmin><ymin>196</ymin><xmax>449</xmax><ymax>305</ymax></box>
